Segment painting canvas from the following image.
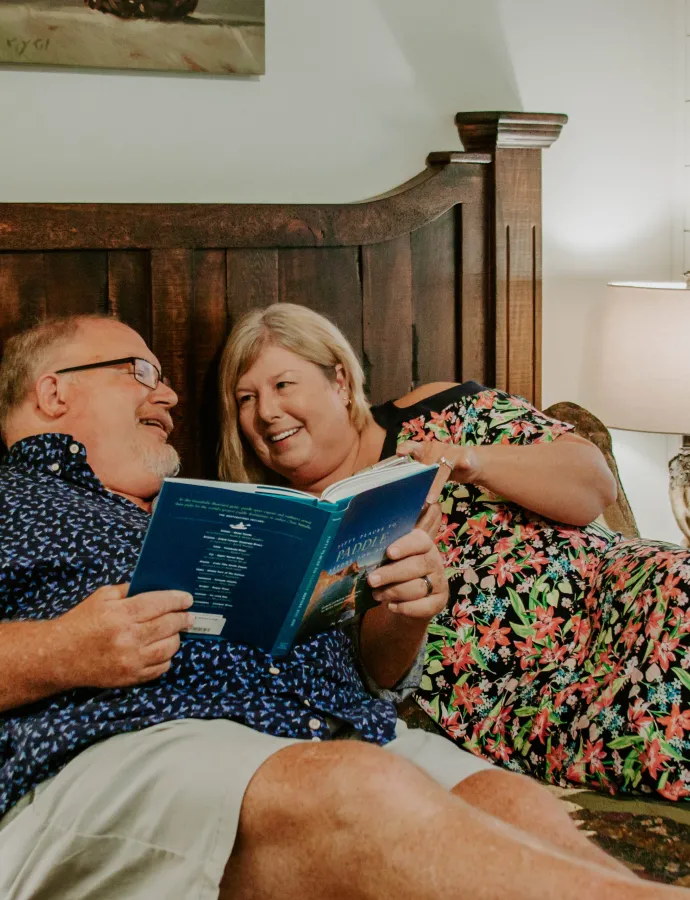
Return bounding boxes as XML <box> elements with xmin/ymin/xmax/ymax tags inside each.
<box><xmin>0</xmin><ymin>0</ymin><xmax>264</xmax><ymax>74</ymax></box>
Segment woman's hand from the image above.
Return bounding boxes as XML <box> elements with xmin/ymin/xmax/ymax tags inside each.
<box><xmin>367</xmin><ymin>528</ymin><xmax>448</xmax><ymax>622</ymax></box>
<box><xmin>397</xmin><ymin>440</ymin><xmax>480</xmax><ymax>503</ymax></box>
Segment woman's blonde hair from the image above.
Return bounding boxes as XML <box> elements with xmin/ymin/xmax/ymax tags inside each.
<box><xmin>218</xmin><ymin>303</ymin><xmax>371</xmax><ymax>483</ymax></box>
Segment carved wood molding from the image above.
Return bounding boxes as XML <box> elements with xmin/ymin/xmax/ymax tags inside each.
<box><xmin>455</xmin><ymin>112</ymin><xmax>568</xmax><ymax>152</ymax></box>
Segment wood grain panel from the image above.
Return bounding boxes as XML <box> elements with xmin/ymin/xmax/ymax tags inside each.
<box><xmin>43</xmin><ymin>252</ymin><xmax>108</xmax><ymax>317</ymax></box>
<box><xmin>279</xmin><ymin>248</ymin><xmax>363</xmax><ymax>358</ymax></box>
<box><xmin>411</xmin><ymin>211</ymin><xmax>456</xmax><ymax>386</ymax></box>
<box><xmin>226</xmin><ymin>249</ymin><xmax>278</xmax><ymax>325</ymax></box>
<box><xmin>458</xmin><ymin>191</ymin><xmax>490</xmax><ymax>386</ymax></box>
<box><xmin>362</xmin><ymin>236</ymin><xmax>413</xmax><ymax>405</ymax></box>
<box><xmin>0</xmin><ymin>253</ymin><xmax>46</xmax><ymax>345</ymax></box>
<box><xmin>193</xmin><ymin>250</ymin><xmax>228</xmax><ymax>478</ymax></box>
<box><xmin>0</xmin><ymin>163</ymin><xmax>487</xmax><ymax>250</ymax></box>
<box><xmin>107</xmin><ymin>251</ymin><xmax>151</xmax><ymax>343</ymax></box>
<box><xmin>150</xmin><ymin>250</ymin><xmax>195</xmax><ymax>475</ymax></box>
<box><xmin>493</xmin><ymin>149</ymin><xmax>541</xmax><ymax>403</ymax></box>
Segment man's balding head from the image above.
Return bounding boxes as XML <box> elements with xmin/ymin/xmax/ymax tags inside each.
<box><xmin>1</xmin><ymin>315</ymin><xmax>180</xmax><ymax>505</ymax></box>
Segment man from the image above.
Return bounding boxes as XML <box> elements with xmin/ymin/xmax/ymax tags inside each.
<box><xmin>0</xmin><ymin>315</ymin><xmax>662</xmax><ymax>900</ymax></box>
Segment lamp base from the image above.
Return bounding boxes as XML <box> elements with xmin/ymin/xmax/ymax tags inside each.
<box><xmin>669</xmin><ymin>444</ymin><xmax>690</xmax><ymax>547</ymax></box>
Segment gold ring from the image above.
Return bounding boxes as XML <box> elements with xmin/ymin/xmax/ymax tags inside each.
<box><xmin>422</xmin><ymin>574</ymin><xmax>434</xmax><ymax>596</ymax></box>
<box><xmin>438</xmin><ymin>456</ymin><xmax>453</xmax><ymax>472</ymax></box>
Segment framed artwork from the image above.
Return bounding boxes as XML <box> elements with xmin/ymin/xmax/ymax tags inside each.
<box><xmin>0</xmin><ymin>0</ymin><xmax>264</xmax><ymax>75</ymax></box>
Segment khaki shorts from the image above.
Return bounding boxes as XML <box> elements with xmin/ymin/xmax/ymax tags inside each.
<box><xmin>0</xmin><ymin>718</ymin><xmax>493</xmax><ymax>900</ymax></box>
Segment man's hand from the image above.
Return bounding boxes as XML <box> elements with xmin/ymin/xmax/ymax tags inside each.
<box><xmin>367</xmin><ymin>529</ymin><xmax>448</xmax><ymax>622</ymax></box>
<box><xmin>57</xmin><ymin>584</ymin><xmax>194</xmax><ymax>689</ymax></box>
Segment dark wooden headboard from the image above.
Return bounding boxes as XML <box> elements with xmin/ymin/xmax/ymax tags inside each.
<box><xmin>0</xmin><ymin>111</ymin><xmax>566</xmax><ymax>478</ymax></box>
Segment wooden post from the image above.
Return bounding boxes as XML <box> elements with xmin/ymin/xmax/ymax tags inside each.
<box><xmin>455</xmin><ymin>112</ymin><xmax>567</xmax><ymax>406</ymax></box>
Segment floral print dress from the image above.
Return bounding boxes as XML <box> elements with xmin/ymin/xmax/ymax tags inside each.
<box><xmin>372</xmin><ymin>383</ymin><xmax>690</xmax><ymax>800</ymax></box>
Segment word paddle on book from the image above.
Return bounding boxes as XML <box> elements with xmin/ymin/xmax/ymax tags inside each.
<box><xmin>128</xmin><ymin>456</ymin><xmax>438</xmax><ymax>656</ymax></box>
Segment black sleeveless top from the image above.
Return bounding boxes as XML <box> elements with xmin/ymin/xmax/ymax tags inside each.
<box><xmin>370</xmin><ymin>381</ymin><xmax>486</xmax><ymax>459</ymax></box>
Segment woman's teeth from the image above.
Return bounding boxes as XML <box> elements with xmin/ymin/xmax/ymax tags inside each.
<box><xmin>270</xmin><ymin>428</ymin><xmax>300</xmax><ymax>443</ymax></box>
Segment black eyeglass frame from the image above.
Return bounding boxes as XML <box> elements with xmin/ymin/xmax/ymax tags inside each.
<box><xmin>54</xmin><ymin>357</ymin><xmax>171</xmax><ymax>391</ymax></box>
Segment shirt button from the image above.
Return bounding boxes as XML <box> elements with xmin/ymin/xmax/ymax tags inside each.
<box><xmin>69</xmin><ymin>443</ymin><xmax>80</xmax><ymax>455</ymax></box>
<box><xmin>308</xmin><ymin>717</ymin><xmax>321</xmax><ymax>731</ymax></box>
<box><xmin>268</xmin><ymin>666</ymin><xmax>280</xmax><ymax>675</ymax></box>
<box><xmin>49</xmin><ymin>463</ymin><xmax>60</xmax><ymax>473</ymax></box>
<box><xmin>311</xmin><ymin>736</ymin><xmax>322</xmax><ymax>742</ymax></box>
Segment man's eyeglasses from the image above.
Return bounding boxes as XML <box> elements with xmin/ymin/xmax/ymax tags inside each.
<box><xmin>55</xmin><ymin>357</ymin><xmax>172</xmax><ymax>391</ymax></box>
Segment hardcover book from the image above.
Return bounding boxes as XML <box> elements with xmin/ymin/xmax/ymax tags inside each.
<box><xmin>128</xmin><ymin>457</ymin><xmax>438</xmax><ymax>656</ymax></box>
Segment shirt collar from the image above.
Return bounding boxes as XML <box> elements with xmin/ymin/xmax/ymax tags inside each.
<box><xmin>6</xmin><ymin>433</ymin><xmax>117</xmax><ymax>499</ymax></box>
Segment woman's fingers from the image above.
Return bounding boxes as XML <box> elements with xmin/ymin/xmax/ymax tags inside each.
<box><xmin>416</xmin><ymin>501</ymin><xmax>442</xmax><ymax>538</ymax></box>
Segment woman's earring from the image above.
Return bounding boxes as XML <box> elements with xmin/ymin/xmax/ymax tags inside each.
<box><xmin>343</xmin><ymin>392</ymin><xmax>351</xmax><ymax>407</ymax></box>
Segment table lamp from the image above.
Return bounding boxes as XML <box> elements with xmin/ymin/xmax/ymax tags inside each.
<box><xmin>587</xmin><ymin>280</ymin><xmax>690</xmax><ymax>545</ymax></box>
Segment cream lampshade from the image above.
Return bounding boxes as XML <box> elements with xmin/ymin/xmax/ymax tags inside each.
<box><xmin>588</xmin><ymin>281</ymin><xmax>690</xmax><ymax>544</ymax></box>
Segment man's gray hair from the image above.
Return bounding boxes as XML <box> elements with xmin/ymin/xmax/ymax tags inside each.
<box><xmin>0</xmin><ymin>313</ymin><xmax>119</xmax><ymax>437</ymax></box>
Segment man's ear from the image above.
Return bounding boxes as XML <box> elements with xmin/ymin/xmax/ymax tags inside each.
<box><xmin>34</xmin><ymin>373</ymin><xmax>70</xmax><ymax>420</ymax></box>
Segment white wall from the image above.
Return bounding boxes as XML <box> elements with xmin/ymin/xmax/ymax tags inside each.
<box><xmin>0</xmin><ymin>0</ymin><xmax>684</xmax><ymax>540</ymax></box>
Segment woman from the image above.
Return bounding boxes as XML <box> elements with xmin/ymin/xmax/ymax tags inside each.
<box><xmin>218</xmin><ymin>303</ymin><xmax>690</xmax><ymax>807</ymax></box>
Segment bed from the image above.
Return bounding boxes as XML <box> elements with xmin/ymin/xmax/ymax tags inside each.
<box><xmin>3</xmin><ymin>109</ymin><xmax>688</xmax><ymax>883</ymax></box>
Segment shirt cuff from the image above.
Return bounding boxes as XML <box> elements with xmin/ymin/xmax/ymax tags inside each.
<box><xmin>343</xmin><ymin>618</ymin><xmax>427</xmax><ymax>704</ymax></box>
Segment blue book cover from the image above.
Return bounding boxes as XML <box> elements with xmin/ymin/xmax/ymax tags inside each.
<box><xmin>128</xmin><ymin>459</ymin><xmax>437</xmax><ymax>656</ymax></box>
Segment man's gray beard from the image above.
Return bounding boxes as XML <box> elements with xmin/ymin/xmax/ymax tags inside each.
<box><xmin>130</xmin><ymin>436</ymin><xmax>181</xmax><ymax>481</ymax></box>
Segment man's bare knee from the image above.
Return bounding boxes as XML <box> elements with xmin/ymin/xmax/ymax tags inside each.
<box><xmin>239</xmin><ymin>740</ymin><xmax>441</xmax><ymax>840</ymax></box>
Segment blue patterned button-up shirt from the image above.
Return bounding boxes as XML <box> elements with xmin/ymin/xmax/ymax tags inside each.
<box><xmin>0</xmin><ymin>434</ymin><xmax>402</xmax><ymax>818</ymax></box>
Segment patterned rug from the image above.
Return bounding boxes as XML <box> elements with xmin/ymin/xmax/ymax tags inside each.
<box><xmin>550</xmin><ymin>787</ymin><xmax>690</xmax><ymax>885</ymax></box>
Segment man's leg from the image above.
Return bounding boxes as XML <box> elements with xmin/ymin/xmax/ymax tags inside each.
<box><xmin>220</xmin><ymin>741</ymin><xmax>685</xmax><ymax>900</ymax></box>
<box><xmin>451</xmin><ymin>768</ymin><xmax>631</xmax><ymax>874</ymax></box>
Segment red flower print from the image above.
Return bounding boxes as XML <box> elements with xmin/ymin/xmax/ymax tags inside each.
<box><xmin>477</xmin><ymin>617</ymin><xmax>511</xmax><ymax>651</ymax></box>
<box><xmin>650</xmin><ymin>633</ymin><xmax>681</xmax><ymax>672</ymax></box>
<box><xmin>671</xmin><ymin>605</ymin><xmax>690</xmax><ymax>634</ymax></box>
<box><xmin>660</xmin><ymin>573</ymin><xmax>683</xmax><ymax>603</ymax></box>
<box><xmin>534</xmin><ymin>607</ymin><xmax>565</xmax><ymax>641</ymax></box>
<box><xmin>546</xmin><ymin>743</ymin><xmax>568</xmax><ymax>773</ymax></box>
<box><xmin>518</xmin><ymin>523</ymin><xmax>540</xmax><ymax>542</ymax></box>
<box><xmin>566</xmin><ymin>760</ymin><xmax>588</xmax><ymax>784</ymax></box>
<box><xmin>487</xmin><ymin>704</ymin><xmax>513</xmax><ymax>737</ymax></box>
<box><xmin>429</xmin><ymin>409</ymin><xmax>452</xmax><ymax>426</ymax></box>
<box><xmin>467</xmin><ymin>515</ymin><xmax>492</xmax><ymax>547</ymax></box>
<box><xmin>440</xmin><ymin>711</ymin><xmax>468</xmax><ymax>741</ymax></box>
<box><xmin>440</xmin><ymin>639</ymin><xmax>475</xmax><ymax>676</ymax></box>
<box><xmin>628</xmin><ymin>698</ymin><xmax>653</xmax><ymax>733</ymax></box>
<box><xmin>644</xmin><ymin>608</ymin><xmax>665</xmax><ymax>640</ymax></box>
<box><xmin>492</xmin><ymin>509</ymin><xmax>513</xmax><ymax>528</ymax></box>
<box><xmin>539</xmin><ymin>644</ymin><xmax>568</xmax><ymax>667</ymax></box>
<box><xmin>658</xmin><ymin>704</ymin><xmax>690</xmax><ymax>741</ymax></box>
<box><xmin>582</xmin><ymin>738</ymin><xmax>606</xmax><ymax>775</ymax></box>
<box><xmin>475</xmin><ymin>391</ymin><xmax>496</xmax><ymax>409</ymax></box>
<box><xmin>436</xmin><ymin>515</ymin><xmax>460</xmax><ymax>546</ymax></box>
<box><xmin>571</xmin><ymin>615</ymin><xmax>591</xmax><ymax>647</ymax></box>
<box><xmin>519</xmin><ymin>545</ymin><xmax>549</xmax><ymax>575</ymax></box>
<box><xmin>453</xmin><ymin>682</ymin><xmax>483</xmax><ymax>714</ymax></box>
<box><xmin>590</xmin><ymin>687</ymin><xmax>614</xmax><ymax>716</ymax></box>
<box><xmin>494</xmin><ymin>536</ymin><xmax>515</xmax><ymax>556</ymax></box>
<box><xmin>555</xmin><ymin>527</ymin><xmax>588</xmax><ymax>550</ymax></box>
<box><xmin>488</xmin><ymin>557</ymin><xmax>523</xmax><ymax>587</ymax></box>
<box><xmin>450</xmin><ymin>599</ymin><xmax>476</xmax><ymax>630</ymax></box>
<box><xmin>515</xmin><ymin>636</ymin><xmax>539</xmax><ymax>670</ymax></box>
<box><xmin>510</xmin><ymin>421</ymin><xmax>539</xmax><ymax>439</ymax></box>
<box><xmin>619</xmin><ymin>620</ymin><xmax>642</xmax><ymax>650</ymax></box>
<box><xmin>529</xmin><ymin>706</ymin><xmax>551</xmax><ymax>744</ymax></box>
<box><xmin>658</xmin><ymin>780</ymin><xmax>690</xmax><ymax>801</ymax></box>
<box><xmin>634</xmin><ymin>589</ymin><xmax>655</xmax><ymax>616</ymax></box>
<box><xmin>442</xmin><ymin>545</ymin><xmax>465</xmax><ymax>567</ymax></box>
<box><xmin>577</xmin><ymin>676</ymin><xmax>599</xmax><ymax>702</ymax></box>
<box><xmin>486</xmin><ymin>737</ymin><xmax>513</xmax><ymax>762</ymax></box>
<box><xmin>640</xmin><ymin>738</ymin><xmax>671</xmax><ymax>780</ymax></box>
